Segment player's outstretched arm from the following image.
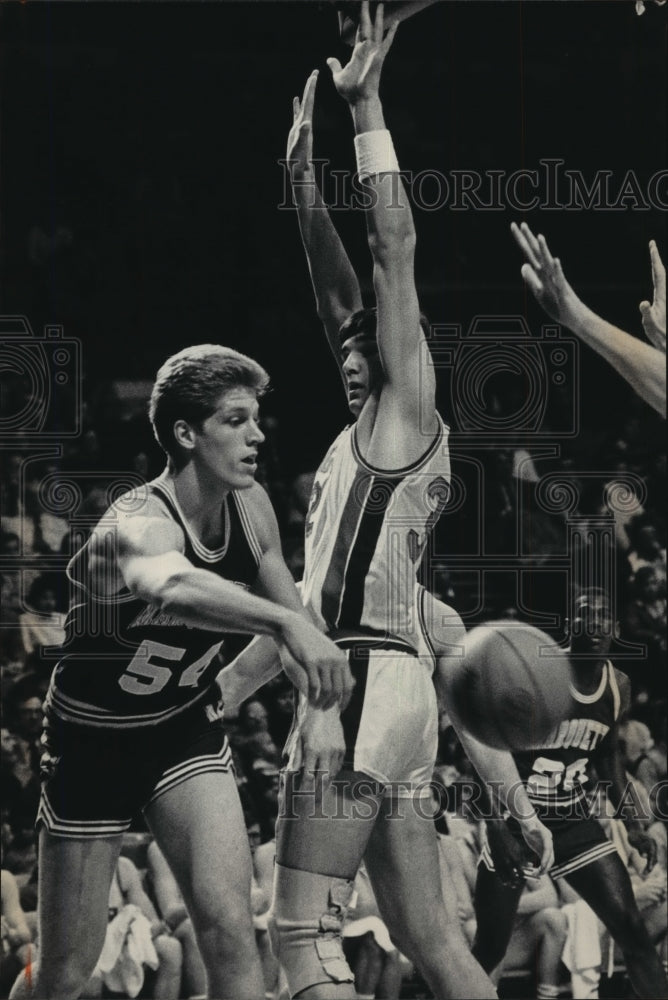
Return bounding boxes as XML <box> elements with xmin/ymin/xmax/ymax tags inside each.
<box><xmin>328</xmin><ymin>3</ymin><xmax>437</xmax><ymax>435</ymax></box>
<box><xmin>596</xmin><ymin>672</ymin><xmax>658</xmax><ymax>874</ymax></box>
<box><xmin>512</xmin><ymin>221</ymin><xmax>666</xmax><ymax>418</ymax></box>
<box><xmin>287</xmin><ymin>70</ymin><xmax>363</xmax><ymax>380</ymax></box>
<box><xmin>454</xmin><ymin>726</ymin><xmax>554</xmax><ymax>876</ymax></box>
<box><xmin>639</xmin><ymin>239</ymin><xmax>666</xmax><ymax>353</ymax></box>
<box><xmin>102</xmin><ymin>513</ymin><xmax>351</xmax><ymax>710</ymax></box>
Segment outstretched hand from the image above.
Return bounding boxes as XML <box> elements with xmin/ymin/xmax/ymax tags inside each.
<box><xmin>639</xmin><ymin>240</ymin><xmax>666</xmax><ymax>353</ymax></box>
<box><xmin>327</xmin><ymin>1</ymin><xmax>398</xmax><ymax>105</ymax></box>
<box><xmin>511</xmin><ymin>221</ymin><xmax>581</xmax><ymax>327</ymax></box>
<box><xmin>287</xmin><ymin>70</ymin><xmax>318</xmax><ymax>177</ymax></box>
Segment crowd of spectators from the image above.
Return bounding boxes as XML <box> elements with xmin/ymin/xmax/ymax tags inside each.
<box><xmin>1</xmin><ymin>368</ymin><xmax>665</xmax><ymax>998</ymax></box>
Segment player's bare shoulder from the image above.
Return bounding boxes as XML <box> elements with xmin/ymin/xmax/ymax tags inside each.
<box><xmin>85</xmin><ymin>490</ymin><xmax>186</xmax><ymax>595</ymax></box>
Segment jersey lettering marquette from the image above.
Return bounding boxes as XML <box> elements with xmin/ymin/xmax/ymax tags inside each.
<box><xmin>45</xmin><ymin>474</ymin><xmax>262</xmax><ymax>728</ymax></box>
<box><xmin>513</xmin><ymin>661</ymin><xmax>622</xmax><ymax>819</ymax></box>
<box><xmin>302</xmin><ymin>416</ymin><xmax>450</xmax><ymax>646</ymax></box>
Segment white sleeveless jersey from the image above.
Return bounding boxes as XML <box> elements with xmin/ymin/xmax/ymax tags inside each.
<box><xmin>302</xmin><ymin>415</ymin><xmax>450</xmax><ymax>648</ymax></box>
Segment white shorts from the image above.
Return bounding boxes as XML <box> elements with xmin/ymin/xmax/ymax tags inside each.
<box><xmin>284</xmin><ymin>637</ymin><xmax>438</xmax><ymax>799</ymax></box>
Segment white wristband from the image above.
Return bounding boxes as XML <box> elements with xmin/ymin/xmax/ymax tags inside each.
<box><xmin>354</xmin><ymin>129</ymin><xmax>400</xmax><ymax>180</ymax></box>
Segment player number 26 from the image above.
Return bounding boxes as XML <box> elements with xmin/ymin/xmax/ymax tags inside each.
<box><xmin>527</xmin><ymin>756</ymin><xmax>589</xmax><ymax>794</ymax></box>
<box><xmin>118</xmin><ymin>639</ymin><xmax>222</xmax><ymax>696</ymax></box>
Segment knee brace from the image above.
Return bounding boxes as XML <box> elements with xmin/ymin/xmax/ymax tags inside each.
<box><xmin>267</xmin><ymin>863</ymin><xmax>355</xmax><ymax>998</ymax></box>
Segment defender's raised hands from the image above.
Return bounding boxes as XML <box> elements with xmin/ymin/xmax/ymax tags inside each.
<box><xmin>511</xmin><ymin>221</ymin><xmax>581</xmax><ymax>328</ymax></box>
<box><xmin>327</xmin><ymin>1</ymin><xmax>398</xmax><ymax>105</ymax></box>
<box><xmin>287</xmin><ymin>70</ymin><xmax>318</xmax><ymax>179</ymax></box>
<box><xmin>511</xmin><ymin>221</ymin><xmax>666</xmax><ymax>417</ymax></box>
<box><xmin>639</xmin><ymin>240</ymin><xmax>666</xmax><ymax>353</ymax></box>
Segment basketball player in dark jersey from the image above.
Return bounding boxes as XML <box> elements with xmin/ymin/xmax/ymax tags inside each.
<box><xmin>472</xmin><ymin>588</ymin><xmax>668</xmax><ymax>998</ymax></box>
<box><xmin>11</xmin><ymin>344</ymin><xmax>353</xmax><ymax>1000</ymax></box>
<box><xmin>268</xmin><ymin>7</ymin><xmax>551</xmax><ymax>999</ymax></box>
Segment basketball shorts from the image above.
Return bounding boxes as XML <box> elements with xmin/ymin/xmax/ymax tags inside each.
<box><xmin>37</xmin><ymin>697</ymin><xmax>233</xmax><ymax>838</ymax></box>
<box><xmin>481</xmin><ymin>814</ymin><xmax>617</xmax><ymax>879</ymax></box>
<box><xmin>284</xmin><ymin>639</ymin><xmax>438</xmax><ymax>799</ymax></box>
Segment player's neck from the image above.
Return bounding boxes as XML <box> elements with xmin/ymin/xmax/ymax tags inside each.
<box><xmin>167</xmin><ymin>464</ymin><xmax>228</xmax><ymax>546</ymax></box>
<box><xmin>570</xmin><ymin>656</ymin><xmax>606</xmax><ymax>694</ymax></box>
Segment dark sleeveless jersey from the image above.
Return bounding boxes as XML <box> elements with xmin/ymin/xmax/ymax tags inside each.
<box><xmin>512</xmin><ymin>661</ymin><xmax>622</xmax><ymax>820</ymax></box>
<box><xmin>45</xmin><ymin>474</ymin><xmax>262</xmax><ymax>728</ymax></box>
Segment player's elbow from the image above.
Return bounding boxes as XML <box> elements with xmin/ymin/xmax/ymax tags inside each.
<box><xmin>131</xmin><ymin>567</ymin><xmax>191</xmax><ymax>613</ymax></box>
<box><xmin>152</xmin><ymin>570</ymin><xmax>193</xmax><ymax>614</ymax></box>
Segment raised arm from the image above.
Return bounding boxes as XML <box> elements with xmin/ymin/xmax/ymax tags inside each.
<box><xmin>328</xmin><ymin>3</ymin><xmax>437</xmax><ymax>436</ymax></box>
<box><xmin>512</xmin><ymin>222</ymin><xmax>666</xmax><ymax>418</ymax></box>
<box><xmin>286</xmin><ymin>70</ymin><xmax>362</xmax><ymax>379</ymax></box>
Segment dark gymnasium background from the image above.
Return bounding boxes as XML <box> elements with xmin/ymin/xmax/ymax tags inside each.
<box><xmin>1</xmin><ymin>1</ymin><xmax>666</xmax><ymax>695</ymax></box>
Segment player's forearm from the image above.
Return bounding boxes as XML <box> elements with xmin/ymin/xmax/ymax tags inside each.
<box><xmin>143</xmin><ymin>566</ymin><xmax>295</xmax><ymax>640</ymax></box>
<box><xmin>291</xmin><ymin>166</ymin><xmax>362</xmax><ymax>329</ymax></box>
<box><xmin>566</xmin><ymin>301</ymin><xmax>666</xmax><ymax>416</ymax></box>
<box><xmin>456</xmin><ymin>729</ymin><xmax>537</xmax><ymax>822</ymax></box>
<box><xmin>217</xmin><ymin>634</ymin><xmax>282</xmax><ymax>713</ymax></box>
<box><xmin>350</xmin><ymin>98</ymin><xmax>416</xmax><ymax>262</ymax></box>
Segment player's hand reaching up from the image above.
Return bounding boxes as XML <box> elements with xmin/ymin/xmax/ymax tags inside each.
<box><xmin>511</xmin><ymin>221</ymin><xmax>582</xmax><ymax>328</ymax></box>
<box><xmin>327</xmin><ymin>1</ymin><xmax>398</xmax><ymax>105</ymax></box>
<box><xmin>639</xmin><ymin>240</ymin><xmax>666</xmax><ymax>353</ymax></box>
<box><xmin>287</xmin><ymin>70</ymin><xmax>318</xmax><ymax>179</ymax></box>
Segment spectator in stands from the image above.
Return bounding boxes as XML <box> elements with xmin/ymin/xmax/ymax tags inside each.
<box><xmin>598</xmin><ymin>801</ymin><xmax>667</xmax><ymax>974</ymax></box>
<box><xmin>82</xmin><ymin>855</ymin><xmax>183</xmax><ymax>1000</ymax></box>
<box><xmin>627</xmin><ymin>522</ymin><xmax>666</xmax><ymax>576</ymax></box>
<box><xmin>146</xmin><ymin>842</ymin><xmax>207</xmax><ymax>1000</ymax></box>
<box><xmin>18</xmin><ymin>575</ymin><xmax>66</xmax><ymax>678</ymax></box>
<box><xmin>1</xmin><ymin>868</ymin><xmax>35</xmax><ymax>998</ymax></box>
<box><xmin>624</xmin><ymin>566</ymin><xmax>667</xmax><ymax>666</ymax></box>
<box><xmin>619</xmin><ymin>719</ymin><xmax>664</xmax><ymax>795</ymax></box>
<box><xmin>342</xmin><ymin>861</ymin><xmax>404</xmax><ymax>1000</ymax></box>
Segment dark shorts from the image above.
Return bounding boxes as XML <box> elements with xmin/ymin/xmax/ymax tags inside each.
<box><xmin>481</xmin><ymin>815</ymin><xmax>617</xmax><ymax>880</ymax></box>
<box><xmin>37</xmin><ymin>700</ymin><xmax>232</xmax><ymax>838</ymax></box>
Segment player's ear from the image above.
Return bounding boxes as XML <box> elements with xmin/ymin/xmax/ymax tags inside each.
<box><xmin>173</xmin><ymin>419</ymin><xmax>196</xmax><ymax>452</ymax></box>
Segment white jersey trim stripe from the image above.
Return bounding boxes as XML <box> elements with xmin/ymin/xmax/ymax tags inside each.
<box><xmin>45</xmin><ymin>681</ymin><xmax>210</xmax><ymax>728</ymax></box>
<box><xmin>609</xmin><ymin>666</ymin><xmax>621</xmax><ymax>721</ymax></box>
<box><xmin>233</xmin><ymin>492</ymin><xmax>263</xmax><ymax>566</ymax></box>
<box><xmin>152</xmin><ymin>476</ymin><xmax>229</xmax><ymax>562</ymax></box>
<box><xmin>550</xmin><ymin>841</ymin><xmax>617</xmax><ymax>879</ymax></box>
<box><xmin>37</xmin><ymin>795</ymin><xmax>129</xmax><ymax>838</ymax></box>
<box><xmin>570</xmin><ymin>661</ymin><xmax>610</xmax><ymax>704</ymax></box>
<box><xmin>351</xmin><ymin>414</ymin><xmax>447</xmax><ymax>477</ymax></box>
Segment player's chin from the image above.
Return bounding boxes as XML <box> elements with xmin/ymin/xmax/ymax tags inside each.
<box><xmin>231</xmin><ymin>464</ymin><xmax>258</xmax><ymax>488</ymax></box>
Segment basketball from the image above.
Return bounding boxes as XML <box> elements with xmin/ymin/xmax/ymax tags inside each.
<box><xmin>443</xmin><ymin>622</ymin><xmax>573</xmax><ymax>751</ymax></box>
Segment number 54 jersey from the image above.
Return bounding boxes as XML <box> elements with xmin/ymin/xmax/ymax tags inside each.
<box><xmin>45</xmin><ymin>475</ymin><xmax>261</xmax><ymax>729</ymax></box>
<box><xmin>513</xmin><ymin>660</ymin><xmax>623</xmax><ymax>821</ymax></box>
